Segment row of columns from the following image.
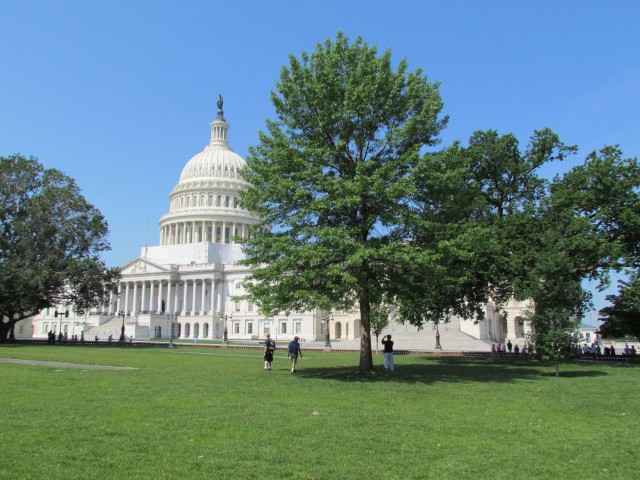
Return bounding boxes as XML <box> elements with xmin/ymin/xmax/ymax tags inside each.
<box><xmin>160</xmin><ymin>221</ymin><xmax>253</xmax><ymax>246</ymax></box>
<box><xmin>105</xmin><ymin>278</ymin><xmax>229</xmax><ymax>317</ymax></box>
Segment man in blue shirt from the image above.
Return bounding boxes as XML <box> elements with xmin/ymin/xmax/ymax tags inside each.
<box><xmin>288</xmin><ymin>336</ymin><xmax>302</xmax><ymax>373</ymax></box>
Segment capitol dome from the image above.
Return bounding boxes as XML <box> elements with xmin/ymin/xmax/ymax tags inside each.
<box><xmin>178</xmin><ymin>98</ymin><xmax>246</xmax><ymax>182</ymax></box>
<box><xmin>158</xmin><ymin>96</ymin><xmax>264</xmax><ymax>247</ymax></box>
<box><xmin>179</xmin><ymin>146</ymin><xmax>245</xmax><ymax>182</ymax></box>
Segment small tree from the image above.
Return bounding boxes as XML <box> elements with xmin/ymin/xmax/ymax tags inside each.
<box><xmin>370</xmin><ymin>302</ymin><xmax>392</xmax><ymax>354</ymax></box>
<box><xmin>0</xmin><ymin>154</ymin><xmax>119</xmax><ymax>341</ymax></box>
<box><xmin>599</xmin><ymin>273</ymin><xmax>640</xmax><ymax>341</ymax></box>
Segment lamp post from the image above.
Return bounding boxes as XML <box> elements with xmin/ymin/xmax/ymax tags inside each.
<box><xmin>118</xmin><ymin>311</ymin><xmax>126</xmax><ymax>342</ymax></box>
<box><xmin>323</xmin><ymin>317</ymin><xmax>332</xmax><ymax>348</ymax></box>
<box><xmin>435</xmin><ymin>322</ymin><xmax>442</xmax><ymax>350</ymax></box>
<box><xmin>54</xmin><ymin>308</ymin><xmax>69</xmax><ymax>343</ymax></box>
<box><xmin>168</xmin><ymin>312</ymin><xmax>175</xmax><ymax>348</ymax></box>
<box><xmin>222</xmin><ymin>313</ymin><xmax>228</xmax><ymax>344</ymax></box>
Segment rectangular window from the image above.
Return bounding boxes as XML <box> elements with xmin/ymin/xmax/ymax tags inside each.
<box><xmin>43</xmin><ymin>323</ymin><xmax>49</xmax><ymax>334</ymax></box>
<box><xmin>264</xmin><ymin>323</ymin><xmax>271</xmax><ymax>336</ymax></box>
<box><xmin>235</xmin><ymin>301</ymin><xmax>240</xmax><ymax>312</ymax></box>
<box><xmin>247</xmin><ymin>322</ymin><xmax>253</xmax><ymax>334</ymax></box>
<box><xmin>281</xmin><ymin>322</ymin><xmax>287</xmax><ymax>335</ymax></box>
<box><xmin>295</xmin><ymin>321</ymin><xmax>302</xmax><ymax>334</ymax></box>
<box><xmin>248</xmin><ymin>301</ymin><xmax>254</xmax><ymax>312</ymax></box>
<box><xmin>234</xmin><ymin>322</ymin><xmax>240</xmax><ymax>334</ymax></box>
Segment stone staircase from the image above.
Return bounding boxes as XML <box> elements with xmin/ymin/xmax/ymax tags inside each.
<box><xmin>83</xmin><ymin>317</ymin><xmax>129</xmax><ymax>341</ymax></box>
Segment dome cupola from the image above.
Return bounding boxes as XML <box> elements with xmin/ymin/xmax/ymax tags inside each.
<box><xmin>158</xmin><ymin>96</ymin><xmax>265</xmax><ymax>247</ymax></box>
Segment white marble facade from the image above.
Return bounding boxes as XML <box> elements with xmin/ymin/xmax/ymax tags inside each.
<box><xmin>30</xmin><ymin>98</ymin><xmax>322</xmax><ymax>342</ymax></box>
<box><xmin>27</xmin><ymin>97</ymin><xmax>530</xmax><ymax>344</ymax></box>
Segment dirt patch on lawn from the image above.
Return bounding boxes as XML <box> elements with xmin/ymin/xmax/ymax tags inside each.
<box><xmin>0</xmin><ymin>358</ymin><xmax>137</xmax><ymax>371</ymax></box>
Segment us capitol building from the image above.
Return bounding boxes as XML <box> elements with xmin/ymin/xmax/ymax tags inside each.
<box><xmin>25</xmin><ymin>97</ymin><xmax>529</xmax><ymax>348</ymax></box>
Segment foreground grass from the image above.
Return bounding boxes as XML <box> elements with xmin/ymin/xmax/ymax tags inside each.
<box><xmin>0</xmin><ymin>346</ymin><xmax>638</xmax><ymax>480</ymax></box>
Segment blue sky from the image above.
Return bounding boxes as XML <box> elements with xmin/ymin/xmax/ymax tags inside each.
<box><xmin>1</xmin><ymin>0</ymin><xmax>639</xmax><ymax>315</ymax></box>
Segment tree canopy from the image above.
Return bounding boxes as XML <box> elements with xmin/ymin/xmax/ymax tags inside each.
<box><xmin>239</xmin><ymin>33</ymin><xmax>640</xmax><ymax>371</ymax></box>
<box><xmin>240</xmin><ymin>33</ymin><xmax>447</xmax><ymax>370</ymax></box>
<box><xmin>0</xmin><ymin>154</ymin><xmax>119</xmax><ymax>342</ymax></box>
<box><xmin>599</xmin><ymin>273</ymin><xmax>640</xmax><ymax>341</ymax></box>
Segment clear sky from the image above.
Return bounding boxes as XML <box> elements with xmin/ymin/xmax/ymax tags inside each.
<box><xmin>1</xmin><ymin>0</ymin><xmax>639</xmax><ymax>315</ymax></box>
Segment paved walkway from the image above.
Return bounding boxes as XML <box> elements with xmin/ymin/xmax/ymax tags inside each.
<box><xmin>0</xmin><ymin>358</ymin><xmax>137</xmax><ymax>370</ymax></box>
<box><xmin>301</xmin><ymin>317</ymin><xmax>494</xmax><ymax>352</ymax></box>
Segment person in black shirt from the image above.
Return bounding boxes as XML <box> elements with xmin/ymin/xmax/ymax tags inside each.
<box><xmin>263</xmin><ymin>334</ymin><xmax>275</xmax><ymax>370</ymax></box>
<box><xmin>381</xmin><ymin>334</ymin><xmax>394</xmax><ymax>372</ymax></box>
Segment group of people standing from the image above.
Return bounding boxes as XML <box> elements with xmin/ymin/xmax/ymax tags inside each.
<box><xmin>263</xmin><ymin>334</ymin><xmax>302</xmax><ymax>373</ymax></box>
<box><xmin>47</xmin><ymin>331</ymin><xmax>83</xmax><ymax>344</ymax></box>
<box><xmin>491</xmin><ymin>340</ymin><xmax>532</xmax><ymax>354</ymax></box>
<box><xmin>261</xmin><ymin>333</ymin><xmax>397</xmax><ymax>373</ymax></box>
<box><xmin>579</xmin><ymin>342</ymin><xmax>637</xmax><ymax>356</ymax></box>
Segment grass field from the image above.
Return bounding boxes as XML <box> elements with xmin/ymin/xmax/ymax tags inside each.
<box><xmin>0</xmin><ymin>345</ymin><xmax>638</xmax><ymax>480</ymax></box>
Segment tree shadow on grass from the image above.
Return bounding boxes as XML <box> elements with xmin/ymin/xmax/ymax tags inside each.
<box><xmin>300</xmin><ymin>356</ymin><xmax>609</xmax><ymax>385</ymax></box>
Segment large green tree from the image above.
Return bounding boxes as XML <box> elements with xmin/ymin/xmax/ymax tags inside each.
<box><xmin>466</xmin><ymin>140</ymin><xmax>640</xmax><ymax>364</ymax></box>
<box><xmin>240</xmin><ymin>33</ymin><xmax>447</xmax><ymax>371</ymax></box>
<box><xmin>0</xmin><ymin>154</ymin><xmax>120</xmax><ymax>342</ymax></box>
<box><xmin>394</xmin><ymin>129</ymin><xmax>577</xmax><ymax>333</ymax></box>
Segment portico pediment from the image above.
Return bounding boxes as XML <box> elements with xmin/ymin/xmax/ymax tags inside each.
<box><xmin>120</xmin><ymin>257</ymin><xmax>169</xmax><ymax>275</ymax></box>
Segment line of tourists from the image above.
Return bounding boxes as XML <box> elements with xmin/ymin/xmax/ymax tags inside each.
<box><xmin>577</xmin><ymin>342</ymin><xmax>637</xmax><ymax>357</ymax></box>
<box><xmin>47</xmin><ymin>331</ymin><xmax>85</xmax><ymax>344</ymax></box>
<box><xmin>491</xmin><ymin>340</ymin><xmax>533</xmax><ymax>354</ymax></box>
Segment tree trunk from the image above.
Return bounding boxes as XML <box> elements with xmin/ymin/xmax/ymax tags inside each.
<box><xmin>555</xmin><ymin>359</ymin><xmax>560</xmax><ymax>377</ymax></box>
<box><xmin>358</xmin><ymin>294</ymin><xmax>374</xmax><ymax>371</ymax></box>
<box><xmin>0</xmin><ymin>320</ymin><xmax>13</xmax><ymax>344</ymax></box>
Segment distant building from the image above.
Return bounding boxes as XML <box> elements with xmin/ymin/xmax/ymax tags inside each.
<box><xmin>26</xmin><ymin>97</ymin><xmax>530</xmax><ymax>347</ymax></box>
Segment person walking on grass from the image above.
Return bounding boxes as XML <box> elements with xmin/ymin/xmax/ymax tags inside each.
<box><xmin>263</xmin><ymin>333</ymin><xmax>276</xmax><ymax>370</ymax></box>
<box><xmin>381</xmin><ymin>334</ymin><xmax>394</xmax><ymax>372</ymax></box>
<box><xmin>288</xmin><ymin>336</ymin><xmax>302</xmax><ymax>373</ymax></box>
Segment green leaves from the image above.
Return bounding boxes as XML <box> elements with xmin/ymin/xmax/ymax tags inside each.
<box><xmin>599</xmin><ymin>273</ymin><xmax>640</xmax><ymax>341</ymax></box>
<box><xmin>239</xmin><ymin>32</ymin><xmax>640</xmax><ymax>371</ymax></box>
<box><xmin>240</xmin><ymin>33</ymin><xmax>448</xmax><ymax>370</ymax></box>
<box><xmin>0</xmin><ymin>154</ymin><xmax>119</xmax><ymax>341</ymax></box>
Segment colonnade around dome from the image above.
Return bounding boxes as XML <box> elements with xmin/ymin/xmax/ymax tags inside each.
<box><xmin>160</xmin><ymin>220</ymin><xmax>267</xmax><ymax>245</ymax></box>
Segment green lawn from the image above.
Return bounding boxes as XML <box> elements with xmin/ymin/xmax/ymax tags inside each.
<box><xmin>0</xmin><ymin>346</ymin><xmax>638</xmax><ymax>480</ymax></box>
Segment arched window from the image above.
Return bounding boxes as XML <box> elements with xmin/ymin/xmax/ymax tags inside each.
<box><xmin>225</xmin><ymin>196</ymin><xmax>230</xmax><ymax>207</ymax></box>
